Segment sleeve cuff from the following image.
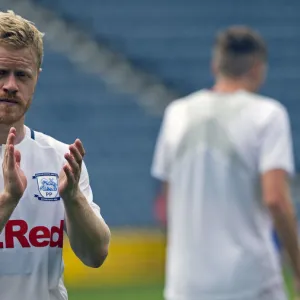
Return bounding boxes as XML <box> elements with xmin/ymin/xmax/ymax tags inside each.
<box><xmin>151</xmin><ymin>167</ymin><xmax>169</xmax><ymax>181</ymax></box>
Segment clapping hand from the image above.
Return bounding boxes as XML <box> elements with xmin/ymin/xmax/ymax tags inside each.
<box><xmin>2</xmin><ymin>127</ymin><xmax>27</xmax><ymax>202</ymax></box>
<box><xmin>59</xmin><ymin>139</ymin><xmax>85</xmax><ymax>201</ymax></box>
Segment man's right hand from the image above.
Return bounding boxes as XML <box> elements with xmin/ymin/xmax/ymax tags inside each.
<box><xmin>2</xmin><ymin>127</ymin><xmax>27</xmax><ymax>202</ymax></box>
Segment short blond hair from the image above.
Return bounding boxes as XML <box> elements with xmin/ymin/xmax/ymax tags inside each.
<box><xmin>0</xmin><ymin>10</ymin><xmax>44</xmax><ymax>69</ymax></box>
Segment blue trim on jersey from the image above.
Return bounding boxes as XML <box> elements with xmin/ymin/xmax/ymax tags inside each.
<box><xmin>30</xmin><ymin>128</ymin><xmax>35</xmax><ymax>140</ymax></box>
<box><xmin>273</xmin><ymin>230</ymin><xmax>281</xmax><ymax>252</ymax></box>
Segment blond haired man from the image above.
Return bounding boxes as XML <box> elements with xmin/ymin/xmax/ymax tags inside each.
<box><xmin>0</xmin><ymin>10</ymin><xmax>110</xmax><ymax>300</ymax></box>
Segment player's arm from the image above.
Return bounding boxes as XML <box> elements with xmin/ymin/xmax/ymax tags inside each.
<box><xmin>259</xmin><ymin>106</ymin><xmax>300</xmax><ymax>282</ymax></box>
<box><xmin>151</xmin><ymin>105</ymin><xmax>173</xmax><ymax>219</ymax></box>
<box><xmin>0</xmin><ymin>193</ymin><xmax>18</xmax><ymax>233</ymax></box>
<box><xmin>161</xmin><ymin>182</ymin><xmax>169</xmax><ymax>199</ymax></box>
<box><xmin>59</xmin><ymin>139</ymin><xmax>111</xmax><ymax>268</ymax></box>
<box><xmin>64</xmin><ymin>190</ymin><xmax>110</xmax><ymax>268</ymax></box>
<box><xmin>262</xmin><ymin>170</ymin><xmax>300</xmax><ymax>275</ymax></box>
<box><xmin>160</xmin><ymin>181</ymin><xmax>169</xmax><ymax>208</ymax></box>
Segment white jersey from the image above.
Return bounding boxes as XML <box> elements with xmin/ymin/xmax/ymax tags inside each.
<box><xmin>0</xmin><ymin>126</ymin><xmax>102</xmax><ymax>300</ymax></box>
<box><xmin>151</xmin><ymin>89</ymin><xmax>294</xmax><ymax>300</ymax></box>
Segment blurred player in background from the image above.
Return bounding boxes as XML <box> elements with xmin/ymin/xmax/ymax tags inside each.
<box><xmin>0</xmin><ymin>10</ymin><xmax>110</xmax><ymax>300</ymax></box>
<box><xmin>151</xmin><ymin>26</ymin><xmax>300</xmax><ymax>300</ymax></box>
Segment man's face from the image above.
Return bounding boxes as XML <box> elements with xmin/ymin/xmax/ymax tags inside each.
<box><xmin>0</xmin><ymin>45</ymin><xmax>39</xmax><ymax>125</ymax></box>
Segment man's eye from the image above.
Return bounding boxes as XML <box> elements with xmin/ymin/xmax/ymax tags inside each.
<box><xmin>16</xmin><ymin>71</ymin><xmax>26</xmax><ymax>77</ymax></box>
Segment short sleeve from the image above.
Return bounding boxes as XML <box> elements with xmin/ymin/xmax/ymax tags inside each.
<box><xmin>259</xmin><ymin>105</ymin><xmax>294</xmax><ymax>176</ymax></box>
<box><xmin>79</xmin><ymin>161</ymin><xmax>102</xmax><ymax>218</ymax></box>
<box><xmin>151</xmin><ymin>107</ymin><xmax>172</xmax><ymax>181</ymax></box>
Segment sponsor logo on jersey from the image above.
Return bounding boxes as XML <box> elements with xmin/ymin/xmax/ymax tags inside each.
<box><xmin>33</xmin><ymin>173</ymin><xmax>60</xmax><ymax>201</ymax></box>
<box><xmin>0</xmin><ymin>220</ymin><xmax>64</xmax><ymax>249</ymax></box>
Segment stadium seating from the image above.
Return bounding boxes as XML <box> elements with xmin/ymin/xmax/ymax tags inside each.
<box><xmin>6</xmin><ymin>1</ymin><xmax>300</xmax><ymax>227</ymax></box>
<box><xmin>24</xmin><ymin>48</ymin><xmax>161</xmax><ymax>227</ymax></box>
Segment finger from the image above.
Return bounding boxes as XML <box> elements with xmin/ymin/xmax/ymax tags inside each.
<box><xmin>74</xmin><ymin>139</ymin><xmax>85</xmax><ymax>157</ymax></box>
<box><xmin>7</xmin><ymin>145</ymin><xmax>15</xmax><ymax>169</ymax></box>
<box><xmin>6</xmin><ymin>128</ymin><xmax>16</xmax><ymax>146</ymax></box>
<box><xmin>4</xmin><ymin>127</ymin><xmax>17</xmax><ymax>161</ymax></box>
<box><xmin>14</xmin><ymin>150</ymin><xmax>21</xmax><ymax>167</ymax></box>
<box><xmin>10</xmin><ymin>127</ymin><xmax>16</xmax><ymax>135</ymax></box>
<box><xmin>63</xmin><ymin>164</ymin><xmax>75</xmax><ymax>184</ymax></box>
<box><xmin>4</xmin><ymin>131</ymin><xmax>15</xmax><ymax>163</ymax></box>
<box><xmin>69</xmin><ymin>145</ymin><xmax>82</xmax><ymax>165</ymax></box>
<box><xmin>64</xmin><ymin>153</ymin><xmax>80</xmax><ymax>175</ymax></box>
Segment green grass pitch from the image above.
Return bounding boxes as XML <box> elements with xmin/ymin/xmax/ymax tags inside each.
<box><xmin>67</xmin><ymin>269</ymin><xmax>296</xmax><ymax>300</ymax></box>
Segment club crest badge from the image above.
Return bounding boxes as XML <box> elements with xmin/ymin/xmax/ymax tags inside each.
<box><xmin>32</xmin><ymin>173</ymin><xmax>60</xmax><ymax>201</ymax></box>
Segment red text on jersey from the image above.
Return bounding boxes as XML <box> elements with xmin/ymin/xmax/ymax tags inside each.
<box><xmin>0</xmin><ymin>220</ymin><xmax>64</xmax><ymax>248</ymax></box>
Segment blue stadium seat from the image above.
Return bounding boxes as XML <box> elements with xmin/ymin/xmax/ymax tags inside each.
<box><xmin>6</xmin><ymin>0</ymin><xmax>300</xmax><ymax>226</ymax></box>
<box><xmin>26</xmin><ymin>49</ymin><xmax>161</xmax><ymax>227</ymax></box>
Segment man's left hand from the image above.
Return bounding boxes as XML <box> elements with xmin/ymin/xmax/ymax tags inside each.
<box><xmin>59</xmin><ymin>139</ymin><xmax>85</xmax><ymax>201</ymax></box>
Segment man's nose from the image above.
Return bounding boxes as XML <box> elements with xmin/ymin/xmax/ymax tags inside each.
<box><xmin>2</xmin><ymin>73</ymin><xmax>18</xmax><ymax>95</ymax></box>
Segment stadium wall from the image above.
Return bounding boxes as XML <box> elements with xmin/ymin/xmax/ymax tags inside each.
<box><xmin>63</xmin><ymin>229</ymin><xmax>166</xmax><ymax>288</ymax></box>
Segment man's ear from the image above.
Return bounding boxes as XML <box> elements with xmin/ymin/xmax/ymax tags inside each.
<box><xmin>211</xmin><ymin>60</ymin><xmax>218</xmax><ymax>77</ymax></box>
<box><xmin>36</xmin><ymin>68</ymin><xmax>42</xmax><ymax>80</ymax></box>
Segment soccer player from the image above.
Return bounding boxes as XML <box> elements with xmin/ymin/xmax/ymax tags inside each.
<box><xmin>151</xmin><ymin>26</ymin><xmax>300</xmax><ymax>300</ymax></box>
<box><xmin>0</xmin><ymin>10</ymin><xmax>110</xmax><ymax>300</ymax></box>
